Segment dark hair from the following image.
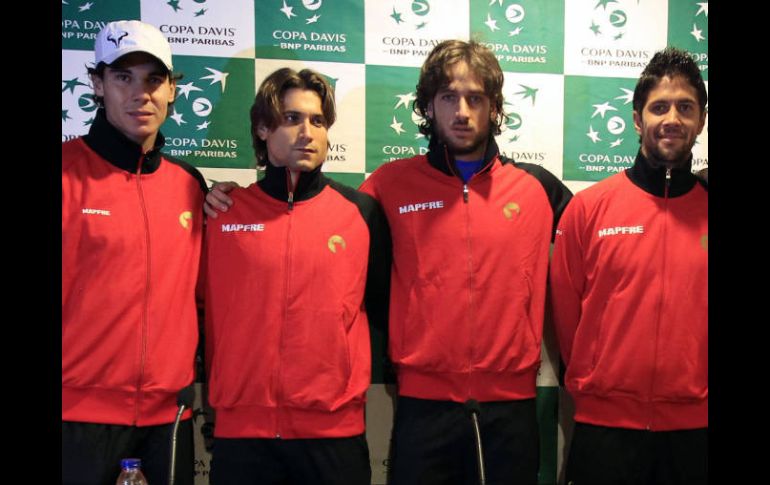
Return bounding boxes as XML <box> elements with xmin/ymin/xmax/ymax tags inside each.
<box><xmin>414</xmin><ymin>39</ymin><xmax>506</xmax><ymax>138</ymax></box>
<box><xmin>87</xmin><ymin>55</ymin><xmax>182</xmax><ymax>108</ymax></box>
<box><xmin>633</xmin><ymin>46</ymin><xmax>707</xmax><ymax>114</ymax></box>
<box><xmin>250</xmin><ymin>68</ymin><xmax>336</xmax><ymax>167</ymax></box>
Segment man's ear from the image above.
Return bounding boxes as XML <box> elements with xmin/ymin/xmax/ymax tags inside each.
<box><xmin>91</xmin><ymin>73</ymin><xmax>104</xmax><ymax>98</ymax></box>
<box><xmin>168</xmin><ymin>79</ymin><xmax>176</xmax><ymax>104</ymax></box>
<box><xmin>632</xmin><ymin>110</ymin><xmax>642</xmax><ymax>136</ymax></box>
<box><xmin>696</xmin><ymin>109</ymin><xmax>706</xmax><ymax>136</ymax></box>
<box><xmin>256</xmin><ymin>124</ymin><xmax>270</xmax><ymax>141</ymax></box>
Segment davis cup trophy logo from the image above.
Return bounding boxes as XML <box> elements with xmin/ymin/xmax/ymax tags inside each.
<box><xmin>389</xmin><ymin>91</ymin><xmax>423</xmax><ymax>141</ymax></box>
<box><xmin>481</xmin><ymin>1</ymin><xmax>526</xmax><ymax>37</ymax></box>
<box><xmin>500</xmin><ymin>83</ymin><xmax>538</xmax><ymax>143</ymax></box>
<box><xmin>278</xmin><ymin>0</ymin><xmax>325</xmax><ymax>24</ymax></box>
<box><xmin>62</xmin><ymin>76</ymin><xmax>98</xmax><ymax>129</ymax></box>
<box><xmin>165</xmin><ymin>0</ymin><xmax>211</xmax><ymax>17</ymax></box>
<box><xmin>169</xmin><ymin>66</ymin><xmax>229</xmax><ymax>132</ymax></box>
<box><xmin>389</xmin><ymin>0</ymin><xmax>433</xmax><ymax>30</ymax></box>
<box><xmin>589</xmin><ymin>0</ymin><xmax>631</xmax><ymax>41</ymax></box>
<box><xmin>584</xmin><ymin>86</ymin><xmax>634</xmax><ymax>150</ymax></box>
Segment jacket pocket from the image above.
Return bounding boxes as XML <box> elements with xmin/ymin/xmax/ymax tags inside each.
<box><xmin>280</xmin><ymin>308</ymin><xmax>354</xmax><ymax>410</ymax></box>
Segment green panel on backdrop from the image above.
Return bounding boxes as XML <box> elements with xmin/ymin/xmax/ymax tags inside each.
<box><xmin>365</xmin><ymin>65</ymin><xmax>427</xmax><ymax>174</ymax></box>
<box><xmin>62</xmin><ymin>2</ymin><xmax>140</xmax><ymax>51</ymax></box>
<box><xmin>254</xmin><ymin>0</ymin><xmax>364</xmax><ymax>63</ymax></box>
<box><xmin>161</xmin><ymin>56</ymin><xmax>255</xmax><ymax>169</ymax></box>
<box><xmin>470</xmin><ymin>0</ymin><xmax>565</xmax><ymax>74</ymax></box>
<box><xmin>667</xmin><ymin>1</ymin><xmax>708</xmax><ymax>80</ymax></box>
<box><xmin>563</xmin><ymin>75</ymin><xmax>638</xmax><ymax>182</ymax></box>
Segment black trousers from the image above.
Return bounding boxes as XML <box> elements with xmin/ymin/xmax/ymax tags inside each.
<box><xmin>388</xmin><ymin>396</ymin><xmax>539</xmax><ymax>485</ymax></box>
<box><xmin>565</xmin><ymin>422</ymin><xmax>708</xmax><ymax>485</ymax></box>
<box><xmin>62</xmin><ymin>420</ymin><xmax>194</xmax><ymax>485</ymax></box>
<box><xmin>210</xmin><ymin>434</ymin><xmax>371</xmax><ymax>485</ymax></box>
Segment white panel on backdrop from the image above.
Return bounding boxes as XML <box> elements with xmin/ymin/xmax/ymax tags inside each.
<box><xmin>691</xmin><ymin>80</ymin><xmax>708</xmax><ymax>171</ymax></box>
<box><xmin>141</xmin><ymin>0</ymin><xmax>256</xmax><ymax>58</ymax></box>
<box><xmin>564</xmin><ymin>0</ymin><xmax>667</xmax><ymax>78</ymax></box>
<box><xmin>365</xmin><ymin>0</ymin><xmax>470</xmax><ymax>67</ymax></box>
<box><xmin>62</xmin><ymin>50</ymin><xmax>98</xmax><ymax>142</ymax></box>
<box><xmin>496</xmin><ymin>72</ymin><xmax>565</xmax><ymax>180</ymax></box>
<box><xmin>254</xmin><ymin>59</ymin><xmax>367</xmax><ymax>175</ymax></box>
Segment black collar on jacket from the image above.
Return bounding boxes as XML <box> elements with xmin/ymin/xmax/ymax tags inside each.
<box><xmin>625</xmin><ymin>150</ymin><xmax>703</xmax><ymax>198</ymax></box>
<box><xmin>82</xmin><ymin>109</ymin><xmax>164</xmax><ymax>174</ymax></box>
<box><xmin>258</xmin><ymin>161</ymin><xmax>328</xmax><ymax>202</ymax></box>
<box><xmin>426</xmin><ymin>134</ymin><xmax>500</xmax><ymax>179</ymax></box>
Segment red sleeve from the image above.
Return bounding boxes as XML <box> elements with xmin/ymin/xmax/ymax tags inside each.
<box><xmin>549</xmin><ymin>195</ymin><xmax>587</xmax><ymax>366</ymax></box>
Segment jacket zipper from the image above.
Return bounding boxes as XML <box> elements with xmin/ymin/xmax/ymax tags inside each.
<box><xmin>444</xmin><ymin>145</ymin><xmax>477</xmax><ymax>391</ymax></box>
<box><xmin>465</xmin><ymin>194</ymin><xmax>475</xmax><ymax>387</ymax></box>
<box><xmin>648</xmin><ymin>167</ymin><xmax>672</xmax><ymax>429</ymax></box>
<box><xmin>134</xmin><ymin>154</ymin><xmax>151</xmax><ymax>425</ymax></box>
<box><xmin>276</xmin><ymin>169</ymin><xmax>298</xmax><ymax>437</ymax></box>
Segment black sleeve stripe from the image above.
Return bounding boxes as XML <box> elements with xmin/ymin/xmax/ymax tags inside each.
<box><xmin>499</xmin><ymin>155</ymin><xmax>574</xmax><ymax>241</ymax></box>
<box><xmin>328</xmin><ymin>180</ymin><xmax>392</xmax><ymax>335</ymax></box>
<box><xmin>162</xmin><ymin>154</ymin><xmax>209</xmax><ymax>195</ymax></box>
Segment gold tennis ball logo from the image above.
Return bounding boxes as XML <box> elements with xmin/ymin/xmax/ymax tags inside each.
<box><xmin>328</xmin><ymin>235</ymin><xmax>346</xmax><ymax>253</ymax></box>
<box><xmin>700</xmin><ymin>234</ymin><xmax>708</xmax><ymax>251</ymax></box>
<box><xmin>503</xmin><ymin>202</ymin><xmax>521</xmax><ymax>220</ymax></box>
<box><xmin>179</xmin><ymin>211</ymin><xmax>193</xmax><ymax>229</ymax></box>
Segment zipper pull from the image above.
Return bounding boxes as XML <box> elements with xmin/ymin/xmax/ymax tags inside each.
<box><xmin>286</xmin><ymin>168</ymin><xmax>297</xmax><ymax>211</ymax></box>
<box><xmin>665</xmin><ymin>167</ymin><xmax>671</xmax><ymax>198</ymax></box>
<box><xmin>463</xmin><ymin>184</ymin><xmax>469</xmax><ymax>203</ymax></box>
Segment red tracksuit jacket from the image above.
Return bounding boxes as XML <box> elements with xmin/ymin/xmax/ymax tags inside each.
<box><xmin>550</xmin><ymin>152</ymin><xmax>708</xmax><ymax>431</ymax></box>
<box><xmin>360</xmin><ymin>137</ymin><xmax>571</xmax><ymax>402</ymax></box>
<box><xmin>203</xmin><ymin>163</ymin><xmax>390</xmax><ymax>438</ymax></box>
<box><xmin>62</xmin><ymin>111</ymin><xmax>205</xmax><ymax>426</ymax></box>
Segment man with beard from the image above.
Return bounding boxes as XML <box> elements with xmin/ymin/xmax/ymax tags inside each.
<box><xmin>359</xmin><ymin>40</ymin><xmax>572</xmax><ymax>484</ymax></box>
<box><xmin>204</xmin><ymin>40</ymin><xmax>571</xmax><ymax>483</ymax></box>
<box><xmin>549</xmin><ymin>46</ymin><xmax>708</xmax><ymax>484</ymax></box>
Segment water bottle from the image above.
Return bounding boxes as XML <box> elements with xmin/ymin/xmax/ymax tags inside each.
<box><xmin>115</xmin><ymin>458</ymin><xmax>148</xmax><ymax>485</ymax></box>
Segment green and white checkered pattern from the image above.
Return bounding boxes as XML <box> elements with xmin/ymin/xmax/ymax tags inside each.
<box><xmin>62</xmin><ymin>1</ymin><xmax>709</xmax><ymax>483</ymax></box>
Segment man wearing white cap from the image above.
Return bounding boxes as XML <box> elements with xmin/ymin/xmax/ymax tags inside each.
<box><xmin>62</xmin><ymin>20</ymin><xmax>205</xmax><ymax>485</ymax></box>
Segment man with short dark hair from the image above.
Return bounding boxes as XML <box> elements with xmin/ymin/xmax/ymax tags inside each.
<box><xmin>62</xmin><ymin>20</ymin><xmax>205</xmax><ymax>485</ymax></box>
<box><xmin>203</xmin><ymin>67</ymin><xmax>390</xmax><ymax>485</ymax></box>
<box><xmin>550</xmin><ymin>46</ymin><xmax>708</xmax><ymax>484</ymax></box>
<box><xmin>360</xmin><ymin>39</ymin><xmax>572</xmax><ymax>485</ymax></box>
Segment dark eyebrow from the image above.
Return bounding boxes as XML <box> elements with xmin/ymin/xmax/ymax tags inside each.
<box><xmin>108</xmin><ymin>67</ymin><xmax>167</xmax><ymax>77</ymax></box>
<box><xmin>438</xmin><ymin>87</ymin><xmax>486</xmax><ymax>96</ymax></box>
<box><xmin>282</xmin><ymin>110</ymin><xmax>325</xmax><ymax>118</ymax></box>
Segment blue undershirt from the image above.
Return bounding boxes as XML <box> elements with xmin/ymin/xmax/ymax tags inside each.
<box><xmin>455</xmin><ymin>159</ymin><xmax>484</xmax><ymax>182</ymax></box>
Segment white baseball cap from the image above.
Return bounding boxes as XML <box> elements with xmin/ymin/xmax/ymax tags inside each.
<box><xmin>94</xmin><ymin>20</ymin><xmax>173</xmax><ymax>72</ymax></box>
